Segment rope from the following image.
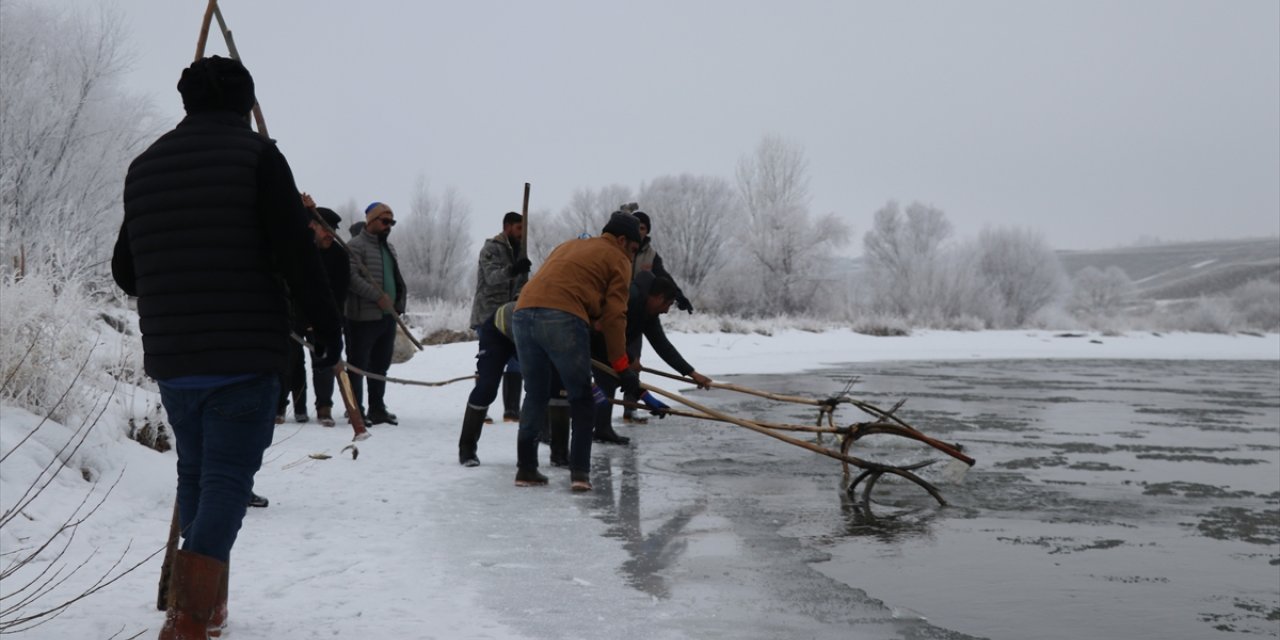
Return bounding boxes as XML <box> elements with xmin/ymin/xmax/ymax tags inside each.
<box><xmin>290</xmin><ymin>332</ymin><xmax>474</xmax><ymax>388</ymax></box>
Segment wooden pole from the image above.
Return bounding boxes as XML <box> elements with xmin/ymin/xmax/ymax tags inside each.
<box><xmin>212</xmin><ymin>4</ymin><xmax>269</xmax><ymax>138</ymax></box>
<box><xmin>640</xmin><ymin>365</ymin><xmax>973</xmax><ymax>465</ymax></box>
<box><xmin>520</xmin><ymin>182</ymin><xmax>530</xmax><ymax>262</ymax></box>
<box><xmin>163</xmin><ymin>2</ymin><xmax>222</xmax><ymax>611</ymax></box>
<box><xmin>193</xmin><ymin>0</ymin><xmax>218</xmax><ymax>61</ymax></box>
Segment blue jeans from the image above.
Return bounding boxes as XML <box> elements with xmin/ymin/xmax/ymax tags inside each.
<box><xmin>159</xmin><ymin>374</ymin><xmax>278</xmax><ymax>563</ymax></box>
<box><xmin>512</xmin><ymin>308</ymin><xmax>595</xmax><ymax>472</ymax></box>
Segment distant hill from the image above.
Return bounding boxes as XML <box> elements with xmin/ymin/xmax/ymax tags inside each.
<box><xmin>1057</xmin><ymin>238</ymin><xmax>1280</xmax><ymax>300</ymax></box>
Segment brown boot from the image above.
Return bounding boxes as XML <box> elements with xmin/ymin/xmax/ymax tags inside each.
<box><xmin>158</xmin><ymin>550</ymin><xmax>225</xmax><ymax>640</ymax></box>
<box><xmin>207</xmin><ymin>562</ymin><xmax>228</xmax><ymax>638</ymax></box>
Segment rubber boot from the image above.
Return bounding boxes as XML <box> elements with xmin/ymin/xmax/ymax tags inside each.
<box><xmin>502</xmin><ymin>372</ymin><xmax>522</xmax><ymax>422</ymax></box>
<box><xmin>548</xmin><ymin>402</ymin><xmax>570</xmax><ymax>467</ymax></box>
<box><xmin>158</xmin><ymin>550</ymin><xmax>225</xmax><ymax>640</ymax></box>
<box><xmin>593</xmin><ymin>398</ymin><xmax>630</xmax><ymax>445</ymax></box>
<box><xmin>207</xmin><ymin>562</ymin><xmax>228</xmax><ymax>638</ymax></box>
<box><xmin>458</xmin><ymin>404</ymin><xmax>486</xmax><ymax>467</ymax></box>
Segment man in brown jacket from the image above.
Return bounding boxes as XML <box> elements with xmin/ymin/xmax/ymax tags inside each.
<box><xmin>511</xmin><ymin>212</ymin><xmax>643</xmax><ymax>491</ymax></box>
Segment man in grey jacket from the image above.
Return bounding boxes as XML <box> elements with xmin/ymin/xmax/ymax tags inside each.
<box><xmin>346</xmin><ymin>202</ymin><xmax>407</xmax><ymax>425</ymax></box>
<box><xmin>469</xmin><ymin>211</ymin><xmax>530</xmax><ymax>422</ymax></box>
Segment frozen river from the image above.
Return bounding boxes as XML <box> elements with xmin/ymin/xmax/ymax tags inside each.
<box><xmin>571</xmin><ymin>359</ymin><xmax>1280</xmax><ymax>639</ymax></box>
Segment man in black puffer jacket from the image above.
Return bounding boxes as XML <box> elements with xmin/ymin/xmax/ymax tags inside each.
<box><xmin>111</xmin><ymin>56</ymin><xmax>342</xmax><ymax>640</ymax></box>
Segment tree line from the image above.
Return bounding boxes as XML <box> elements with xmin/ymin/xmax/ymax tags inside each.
<box><xmin>3</xmin><ymin>2</ymin><xmax>1275</xmax><ymax>334</ymax></box>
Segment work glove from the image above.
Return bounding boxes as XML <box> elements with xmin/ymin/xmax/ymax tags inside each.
<box><xmin>639</xmin><ymin>391</ymin><xmax>669</xmax><ymax>418</ymax></box>
<box><xmin>508</xmin><ymin>257</ymin><xmax>532</xmax><ymax>276</ymax></box>
<box><xmin>618</xmin><ymin>369</ymin><xmax>642</xmax><ymax>397</ymax></box>
<box><xmin>313</xmin><ymin>327</ymin><xmax>344</xmax><ymax>370</ymax></box>
<box><xmin>675</xmin><ymin>294</ymin><xmax>693</xmax><ymax>314</ymax></box>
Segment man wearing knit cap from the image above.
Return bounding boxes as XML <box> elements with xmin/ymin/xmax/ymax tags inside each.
<box><xmin>112</xmin><ymin>55</ymin><xmax>344</xmax><ymax>638</ymax></box>
<box><xmin>511</xmin><ymin>211</ymin><xmax>643</xmax><ymax>492</ymax></box>
<box><xmin>345</xmin><ymin>201</ymin><xmax>407</xmax><ymax>425</ymax></box>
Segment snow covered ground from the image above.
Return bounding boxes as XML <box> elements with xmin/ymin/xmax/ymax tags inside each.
<box><xmin>1</xmin><ymin>329</ymin><xmax>1276</xmax><ymax>639</ymax></box>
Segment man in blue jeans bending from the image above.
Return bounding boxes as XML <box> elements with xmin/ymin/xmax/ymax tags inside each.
<box><xmin>111</xmin><ymin>56</ymin><xmax>342</xmax><ymax>639</ymax></box>
<box><xmin>512</xmin><ymin>212</ymin><xmax>643</xmax><ymax>492</ymax></box>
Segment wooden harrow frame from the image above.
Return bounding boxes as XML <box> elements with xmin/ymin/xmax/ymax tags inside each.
<box><xmin>617</xmin><ymin>366</ymin><xmax>976</xmax><ymax>507</ymax></box>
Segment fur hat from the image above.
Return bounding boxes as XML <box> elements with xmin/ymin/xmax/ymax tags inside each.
<box><xmin>365</xmin><ymin>202</ymin><xmax>392</xmax><ymax>223</ymax></box>
<box><xmin>177</xmin><ymin>56</ymin><xmax>256</xmax><ymax>115</ymax></box>
<box><xmin>602</xmin><ymin>212</ymin><xmax>641</xmax><ymax>243</ymax></box>
<box><xmin>316</xmin><ymin>207</ymin><xmax>341</xmax><ymax>228</ymax></box>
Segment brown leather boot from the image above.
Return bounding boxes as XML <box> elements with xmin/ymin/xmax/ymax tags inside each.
<box><xmin>158</xmin><ymin>550</ymin><xmax>225</xmax><ymax>640</ymax></box>
<box><xmin>206</xmin><ymin>561</ymin><xmax>228</xmax><ymax>638</ymax></box>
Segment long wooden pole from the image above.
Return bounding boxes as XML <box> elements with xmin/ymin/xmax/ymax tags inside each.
<box><xmin>520</xmin><ymin>183</ymin><xmax>530</xmax><ymax>262</ymax></box>
<box><xmin>162</xmin><ymin>0</ymin><xmax>223</xmax><ymax>611</ymax></box>
<box><xmin>640</xmin><ymin>365</ymin><xmax>974</xmax><ymax>465</ymax></box>
<box><xmin>193</xmin><ymin>0</ymin><xmax>218</xmax><ymax>60</ymax></box>
<box><xmin>212</xmin><ymin>4</ymin><xmax>269</xmax><ymax>138</ymax></box>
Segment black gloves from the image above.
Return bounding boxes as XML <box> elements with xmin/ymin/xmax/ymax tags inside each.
<box><xmin>618</xmin><ymin>369</ymin><xmax>642</xmax><ymax>397</ymax></box>
<box><xmin>509</xmin><ymin>257</ymin><xmax>532</xmax><ymax>276</ymax></box>
<box><xmin>313</xmin><ymin>327</ymin><xmax>343</xmax><ymax>370</ymax></box>
<box><xmin>675</xmin><ymin>294</ymin><xmax>693</xmax><ymax>314</ymax></box>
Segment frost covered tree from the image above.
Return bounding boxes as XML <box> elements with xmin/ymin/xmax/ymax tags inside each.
<box><xmin>973</xmin><ymin>226</ymin><xmax>1066</xmax><ymax>326</ymax></box>
<box><xmin>1069</xmin><ymin>265</ymin><xmax>1135</xmax><ymax>316</ymax></box>
<box><xmin>732</xmin><ymin>135</ymin><xmax>849</xmax><ymax>315</ymax></box>
<box><xmin>861</xmin><ymin>201</ymin><xmax>955</xmax><ymax>319</ymax></box>
<box><xmin>0</xmin><ymin>2</ymin><xmax>154</xmax><ymax>283</ymax></box>
<box><xmin>529</xmin><ymin>184</ymin><xmax>631</xmax><ymax>263</ymax></box>
<box><xmin>636</xmin><ymin>173</ymin><xmax>736</xmax><ymax>289</ymax></box>
<box><xmin>396</xmin><ymin>178</ymin><xmax>472</xmax><ymax>301</ymax></box>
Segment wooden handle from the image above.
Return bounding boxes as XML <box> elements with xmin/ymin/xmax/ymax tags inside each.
<box><xmin>520</xmin><ymin>182</ymin><xmax>530</xmax><ymax>261</ymax></box>
<box><xmin>194</xmin><ymin>0</ymin><xmax>218</xmax><ymax>60</ymax></box>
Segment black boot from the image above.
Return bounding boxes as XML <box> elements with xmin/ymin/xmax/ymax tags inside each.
<box><xmin>367</xmin><ymin>406</ymin><xmax>398</xmax><ymax>425</ymax></box>
<box><xmin>593</xmin><ymin>397</ymin><xmax>630</xmax><ymax>445</ymax></box>
<box><xmin>502</xmin><ymin>372</ymin><xmax>522</xmax><ymax>422</ymax></box>
<box><xmin>548</xmin><ymin>404</ymin><xmax>570</xmax><ymax>467</ymax></box>
<box><xmin>458</xmin><ymin>405</ymin><xmax>486</xmax><ymax>467</ymax></box>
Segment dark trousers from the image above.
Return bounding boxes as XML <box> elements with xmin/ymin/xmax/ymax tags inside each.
<box><xmin>312</xmin><ymin>364</ymin><xmax>336</xmax><ymax>409</ymax></box>
<box><xmin>347</xmin><ymin>315</ymin><xmax>396</xmax><ymax>411</ymax></box>
<box><xmin>308</xmin><ymin>327</ymin><xmax>337</xmax><ymax>409</ymax></box>
<box><xmin>467</xmin><ymin>320</ymin><xmax>517</xmax><ymax>409</ymax></box>
<box><xmin>276</xmin><ymin>338</ymin><xmax>307</xmax><ymax>414</ymax></box>
<box><xmin>159</xmin><ymin>374</ymin><xmax>278</xmax><ymax>563</ymax></box>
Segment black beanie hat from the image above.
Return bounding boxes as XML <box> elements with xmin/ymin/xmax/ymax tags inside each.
<box><xmin>602</xmin><ymin>212</ymin><xmax>641</xmax><ymax>243</ymax></box>
<box><xmin>178</xmin><ymin>55</ymin><xmax>256</xmax><ymax>115</ymax></box>
<box><xmin>633</xmin><ymin>211</ymin><xmax>651</xmax><ymax>231</ymax></box>
<box><xmin>316</xmin><ymin>207</ymin><xmax>342</xmax><ymax>228</ymax></box>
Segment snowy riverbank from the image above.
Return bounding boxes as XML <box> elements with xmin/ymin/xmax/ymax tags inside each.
<box><xmin>1</xmin><ymin>329</ymin><xmax>1276</xmax><ymax>639</ymax></box>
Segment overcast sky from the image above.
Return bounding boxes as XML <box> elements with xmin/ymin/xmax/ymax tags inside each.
<box><xmin>78</xmin><ymin>0</ymin><xmax>1280</xmax><ymax>253</ymax></box>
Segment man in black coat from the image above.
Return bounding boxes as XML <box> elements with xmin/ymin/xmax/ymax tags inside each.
<box><xmin>590</xmin><ymin>272</ymin><xmax>712</xmax><ymax>445</ymax></box>
<box><xmin>111</xmin><ymin>56</ymin><xmax>342</xmax><ymax>639</ymax></box>
<box><xmin>304</xmin><ymin>200</ymin><xmax>351</xmax><ymax>427</ymax></box>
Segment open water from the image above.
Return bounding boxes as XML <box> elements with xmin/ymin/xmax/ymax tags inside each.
<box><xmin>578</xmin><ymin>359</ymin><xmax>1280</xmax><ymax>639</ymax></box>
